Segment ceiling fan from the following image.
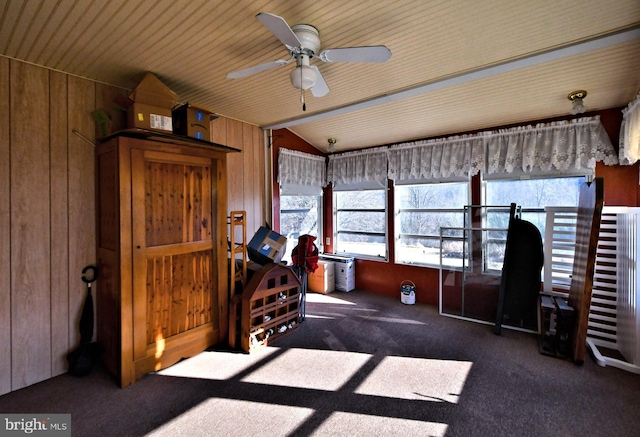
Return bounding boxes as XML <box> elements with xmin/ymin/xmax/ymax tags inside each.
<box><xmin>226</xmin><ymin>12</ymin><xmax>392</xmax><ymax>110</ymax></box>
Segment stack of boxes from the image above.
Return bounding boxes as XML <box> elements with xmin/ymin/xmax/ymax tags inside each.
<box><xmin>307</xmin><ymin>260</ymin><xmax>335</xmax><ymax>294</ymax></box>
<box><xmin>318</xmin><ymin>254</ymin><xmax>355</xmax><ymax>292</ymax></box>
<box><xmin>119</xmin><ymin>72</ymin><xmax>214</xmax><ymax>142</ymax></box>
<box><xmin>127</xmin><ymin>72</ymin><xmax>177</xmax><ymax>133</ymax></box>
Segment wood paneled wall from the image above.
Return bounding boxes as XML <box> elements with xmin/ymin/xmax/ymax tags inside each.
<box><xmin>211</xmin><ymin>116</ymin><xmax>266</xmax><ymax>239</ymax></box>
<box><xmin>0</xmin><ymin>59</ymin><xmax>102</xmax><ymax>394</ymax></box>
<box><xmin>0</xmin><ymin>58</ymin><xmax>267</xmax><ymax>394</ymax></box>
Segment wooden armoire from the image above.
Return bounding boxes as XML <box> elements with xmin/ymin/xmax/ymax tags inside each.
<box><xmin>96</xmin><ymin>131</ymin><xmax>237</xmax><ymax>387</ymax></box>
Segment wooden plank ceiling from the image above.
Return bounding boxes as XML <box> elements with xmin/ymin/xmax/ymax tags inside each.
<box><xmin>1</xmin><ymin>0</ymin><xmax>639</xmax><ymax>152</ymax></box>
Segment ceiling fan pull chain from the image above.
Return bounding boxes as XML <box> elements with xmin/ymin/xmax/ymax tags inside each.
<box><xmin>301</xmin><ymin>82</ymin><xmax>306</xmax><ymax>111</ymax></box>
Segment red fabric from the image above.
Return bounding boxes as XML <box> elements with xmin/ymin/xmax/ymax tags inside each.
<box><xmin>292</xmin><ymin>234</ymin><xmax>319</xmax><ymax>273</ymax></box>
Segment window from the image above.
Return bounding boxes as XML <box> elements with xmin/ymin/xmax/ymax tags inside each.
<box><xmin>280</xmin><ymin>194</ymin><xmax>322</xmax><ymax>264</ymax></box>
<box><xmin>334</xmin><ymin>189</ymin><xmax>387</xmax><ymax>259</ymax></box>
<box><xmin>395</xmin><ymin>181</ymin><xmax>469</xmax><ymax>267</ymax></box>
<box><xmin>482</xmin><ymin>175</ymin><xmax>585</xmax><ymax>271</ymax></box>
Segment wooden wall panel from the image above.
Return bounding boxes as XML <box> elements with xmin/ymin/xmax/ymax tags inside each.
<box><xmin>226</xmin><ymin>118</ymin><xmax>244</xmax><ymax>216</ymax></box>
<box><xmin>211</xmin><ymin>116</ymin><xmax>267</xmax><ymax>258</ymax></box>
<box><xmin>0</xmin><ymin>56</ymin><xmax>10</xmax><ymax>395</ymax></box>
<box><xmin>243</xmin><ymin>123</ymin><xmax>256</xmax><ymax>234</ymax></box>
<box><xmin>210</xmin><ymin>116</ymin><xmax>227</xmax><ymax>145</ymax></box>
<box><xmin>67</xmin><ymin>76</ymin><xmax>96</xmax><ymax>352</ymax></box>
<box><xmin>253</xmin><ymin>125</ymin><xmax>266</xmax><ymax>231</ymax></box>
<box><xmin>95</xmin><ymin>82</ymin><xmax>128</xmax><ymax>137</ymax></box>
<box><xmin>10</xmin><ymin>61</ymin><xmax>51</xmax><ymax>390</ymax></box>
<box><xmin>49</xmin><ymin>70</ymin><xmax>70</xmax><ymax>376</ymax></box>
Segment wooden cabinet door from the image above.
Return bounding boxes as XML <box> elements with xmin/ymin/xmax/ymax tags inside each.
<box><xmin>130</xmin><ymin>149</ymin><xmax>219</xmax><ymax>365</ymax></box>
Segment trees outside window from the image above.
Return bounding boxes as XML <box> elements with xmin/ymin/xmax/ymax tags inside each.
<box><xmin>334</xmin><ymin>190</ymin><xmax>387</xmax><ymax>259</ymax></box>
<box><xmin>482</xmin><ymin>176</ymin><xmax>585</xmax><ymax>271</ymax></box>
<box><xmin>395</xmin><ymin>182</ymin><xmax>469</xmax><ymax>267</ymax></box>
<box><xmin>280</xmin><ymin>194</ymin><xmax>321</xmax><ymax>263</ymax></box>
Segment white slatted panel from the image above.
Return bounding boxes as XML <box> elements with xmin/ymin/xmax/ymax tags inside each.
<box><xmin>587</xmin><ymin>210</ymin><xmax>620</xmax><ymax>345</ymax></box>
<box><xmin>544</xmin><ymin>207</ymin><xmax>626</xmax><ymax>347</ymax></box>
<box><xmin>543</xmin><ymin>207</ymin><xmax>577</xmax><ymax>297</ymax></box>
<box><xmin>617</xmin><ymin>213</ymin><xmax>640</xmax><ymax>365</ymax></box>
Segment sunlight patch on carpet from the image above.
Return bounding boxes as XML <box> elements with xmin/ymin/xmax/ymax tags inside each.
<box><xmin>354</xmin><ymin>356</ymin><xmax>472</xmax><ymax>403</ymax></box>
<box><xmin>310</xmin><ymin>412</ymin><xmax>447</xmax><ymax>437</ymax></box>
<box><xmin>145</xmin><ymin>398</ymin><xmax>314</xmax><ymax>436</ymax></box>
<box><xmin>156</xmin><ymin>348</ymin><xmax>280</xmax><ymax>380</ymax></box>
<box><xmin>306</xmin><ymin>293</ymin><xmax>356</xmax><ymax>304</ymax></box>
<box><xmin>241</xmin><ymin>348</ymin><xmax>371</xmax><ymax>391</ymax></box>
<box><xmin>305</xmin><ymin>314</ymin><xmax>336</xmax><ymax>319</ymax></box>
<box><xmin>355</xmin><ymin>315</ymin><xmax>426</xmax><ymax>325</ymax></box>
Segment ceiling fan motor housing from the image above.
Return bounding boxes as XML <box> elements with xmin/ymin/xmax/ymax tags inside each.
<box><xmin>291</xmin><ymin>24</ymin><xmax>321</xmax><ymax>55</ymax></box>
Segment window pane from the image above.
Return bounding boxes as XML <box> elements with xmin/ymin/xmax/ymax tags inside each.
<box><xmin>399</xmin><ymin>212</ymin><xmax>465</xmax><ymax>236</ymax></box>
<box><xmin>395</xmin><ymin>182</ymin><xmax>469</xmax><ymax>267</ymax></box>
<box><xmin>398</xmin><ymin>183</ymin><xmax>468</xmax><ymax>209</ymax></box>
<box><xmin>484</xmin><ymin>208</ymin><xmax>512</xmax><ymax>229</ymax></box>
<box><xmin>484</xmin><ymin>175</ymin><xmax>585</xmax><ymax>272</ymax></box>
<box><xmin>337</xmin><ymin>233</ymin><xmax>386</xmax><ymax>258</ymax></box>
<box><xmin>334</xmin><ymin>189</ymin><xmax>387</xmax><ymax>258</ymax></box>
<box><xmin>281</xmin><ymin>195</ymin><xmax>317</xmax><ymax>210</ymax></box>
<box><xmin>485</xmin><ymin>229</ymin><xmax>508</xmax><ymax>270</ymax></box>
<box><xmin>485</xmin><ymin>177</ymin><xmax>582</xmax><ymax>207</ymax></box>
<box><xmin>337</xmin><ymin>211</ymin><xmax>385</xmax><ymax>233</ymax></box>
<box><xmin>280</xmin><ymin>194</ymin><xmax>320</xmax><ymax>264</ymax></box>
<box><xmin>336</xmin><ymin>190</ymin><xmax>385</xmax><ymax>209</ymax></box>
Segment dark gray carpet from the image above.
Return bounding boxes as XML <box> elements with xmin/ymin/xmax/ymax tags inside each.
<box><xmin>1</xmin><ymin>290</ymin><xmax>639</xmax><ymax>436</ymax></box>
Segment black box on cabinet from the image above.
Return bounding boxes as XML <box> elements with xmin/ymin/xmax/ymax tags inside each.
<box><xmin>172</xmin><ymin>102</ymin><xmax>212</xmax><ymax>140</ymax></box>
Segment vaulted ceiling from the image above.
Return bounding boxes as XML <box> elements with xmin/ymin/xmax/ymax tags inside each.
<box><xmin>1</xmin><ymin>0</ymin><xmax>640</xmax><ymax>152</ymax></box>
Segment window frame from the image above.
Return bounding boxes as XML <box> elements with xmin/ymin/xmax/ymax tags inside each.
<box><xmin>333</xmin><ymin>188</ymin><xmax>389</xmax><ymax>261</ymax></box>
<box><xmin>394</xmin><ymin>180</ymin><xmax>471</xmax><ymax>268</ymax></box>
<box><xmin>279</xmin><ymin>192</ymin><xmax>323</xmax><ymax>264</ymax></box>
<box><xmin>480</xmin><ymin>173</ymin><xmax>589</xmax><ymax>274</ymax></box>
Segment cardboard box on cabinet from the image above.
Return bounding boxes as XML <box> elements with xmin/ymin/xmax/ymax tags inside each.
<box><xmin>248</xmin><ymin>227</ymin><xmax>287</xmax><ymax>266</ymax></box>
<box><xmin>308</xmin><ymin>260</ymin><xmax>335</xmax><ymax>294</ymax></box>
<box><xmin>127</xmin><ymin>72</ymin><xmax>178</xmax><ymax>133</ymax></box>
<box><xmin>172</xmin><ymin>103</ymin><xmax>212</xmax><ymax>140</ymax></box>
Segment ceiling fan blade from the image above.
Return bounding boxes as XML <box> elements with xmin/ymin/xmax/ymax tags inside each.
<box><xmin>310</xmin><ymin>66</ymin><xmax>329</xmax><ymax>97</ymax></box>
<box><xmin>256</xmin><ymin>12</ymin><xmax>301</xmax><ymax>49</ymax></box>
<box><xmin>226</xmin><ymin>59</ymin><xmax>291</xmax><ymax>79</ymax></box>
<box><xmin>319</xmin><ymin>45</ymin><xmax>392</xmax><ymax>63</ymax></box>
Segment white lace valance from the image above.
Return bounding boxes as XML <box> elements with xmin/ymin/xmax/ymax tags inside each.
<box><xmin>619</xmin><ymin>92</ymin><xmax>640</xmax><ymax>165</ymax></box>
<box><xmin>387</xmin><ymin>134</ymin><xmax>485</xmax><ymax>182</ymax></box>
<box><xmin>327</xmin><ymin>147</ymin><xmax>388</xmax><ymax>188</ymax></box>
<box><xmin>278</xmin><ymin>148</ymin><xmax>327</xmax><ymax>188</ymax></box>
<box><xmin>484</xmin><ymin>116</ymin><xmax>618</xmax><ymax>175</ymax></box>
<box><xmin>314</xmin><ymin>116</ymin><xmax>617</xmax><ymax>188</ymax></box>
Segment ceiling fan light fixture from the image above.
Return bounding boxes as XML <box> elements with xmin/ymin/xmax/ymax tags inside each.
<box><xmin>290</xmin><ymin>65</ymin><xmax>317</xmax><ymax>90</ymax></box>
<box><xmin>327</xmin><ymin>138</ymin><xmax>336</xmax><ymax>153</ymax></box>
<box><xmin>568</xmin><ymin>90</ymin><xmax>588</xmax><ymax>115</ymax></box>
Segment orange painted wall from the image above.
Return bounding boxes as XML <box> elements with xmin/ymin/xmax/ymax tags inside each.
<box><xmin>596</xmin><ymin>108</ymin><xmax>639</xmax><ymax>206</ymax></box>
<box><xmin>273</xmin><ymin>107</ymin><xmax>638</xmax><ymax>307</ymax></box>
